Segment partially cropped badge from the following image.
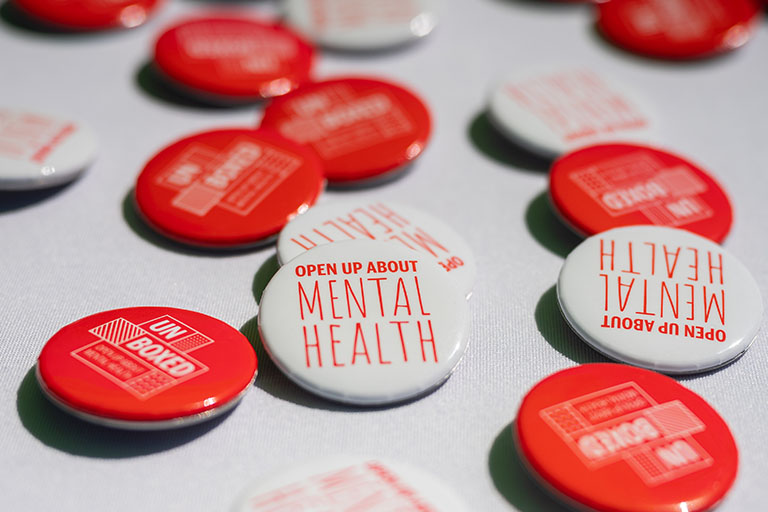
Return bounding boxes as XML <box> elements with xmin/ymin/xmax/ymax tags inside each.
<box><xmin>232</xmin><ymin>456</ymin><xmax>469</xmax><ymax>511</ymax></box>
<box><xmin>153</xmin><ymin>16</ymin><xmax>315</xmax><ymax>102</ymax></box>
<box><xmin>134</xmin><ymin>129</ymin><xmax>324</xmax><ymax>248</ymax></box>
<box><xmin>557</xmin><ymin>226</ymin><xmax>762</xmax><ymax>374</ymax></box>
<box><xmin>259</xmin><ymin>77</ymin><xmax>431</xmax><ymax>185</ymax></box>
<box><xmin>277</xmin><ymin>200</ymin><xmax>477</xmax><ymax>298</ymax></box>
<box><xmin>282</xmin><ymin>0</ymin><xmax>438</xmax><ymax>51</ymax></box>
<box><xmin>258</xmin><ymin>240</ymin><xmax>470</xmax><ymax>405</ymax></box>
<box><xmin>516</xmin><ymin>364</ymin><xmax>739</xmax><ymax>512</ymax></box>
<box><xmin>550</xmin><ymin>144</ymin><xmax>733</xmax><ymax>243</ymax></box>
<box><xmin>13</xmin><ymin>0</ymin><xmax>164</xmax><ymax>30</ymax></box>
<box><xmin>36</xmin><ymin>307</ymin><xmax>257</xmax><ymax>429</ymax></box>
<box><xmin>597</xmin><ymin>0</ymin><xmax>761</xmax><ymax>60</ymax></box>
<box><xmin>0</xmin><ymin>108</ymin><xmax>97</xmax><ymax>190</ymax></box>
<box><xmin>487</xmin><ymin>69</ymin><xmax>656</xmax><ymax>159</ymax></box>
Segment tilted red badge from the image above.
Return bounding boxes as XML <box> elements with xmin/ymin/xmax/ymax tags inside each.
<box><xmin>14</xmin><ymin>0</ymin><xmax>164</xmax><ymax>30</ymax></box>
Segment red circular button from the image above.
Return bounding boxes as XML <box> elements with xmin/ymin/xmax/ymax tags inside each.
<box><xmin>516</xmin><ymin>363</ymin><xmax>738</xmax><ymax>512</ymax></box>
<box><xmin>549</xmin><ymin>143</ymin><xmax>733</xmax><ymax>243</ymax></box>
<box><xmin>597</xmin><ymin>0</ymin><xmax>761</xmax><ymax>60</ymax></box>
<box><xmin>37</xmin><ymin>307</ymin><xmax>258</xmax><ymax>429</ymax></box>
<box><xmin>259</xmin><ymin>77</ymin><xmax>432</xmax><ymax>185</ymax></box>
<box><xmin>153</xmin><ymin>16</ymin><xmax>315</xmax><ymax>101</ymax></box>
<box><xmin>134</xmin><ymin>129</ymin><xmax>325</xmax><ymax>248</ymax></box>
<box><xmin>14</xmin><ymin>0</ymin><xmax>164</xmax><ymax>30</ymax></box>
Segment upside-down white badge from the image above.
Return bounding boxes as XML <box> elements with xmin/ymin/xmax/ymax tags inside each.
<box><xmin>277</xmin><ymin>200</ymin><xmax>477</xmax><ymax>298</ymax></box>
<box><xmin>232</xmin><ymin>456</ymin><xmax>469</xmax><ymax>512</ymax></box>
<box><xmin>557</xmin><ymin>225</ymin><xmax>762</xmax><ymax>374</ymax></box>
<box><xmin>487</xmin><ymin>68</ymin><xmax>656</xmax><ymax>159</ymax></box>
<box><xmin>282</xmin><ymin>0</ymin><xmax>438</xmax><ymax>50</ymax></box>
<box><xmin>0</xmin><ymin>108</ymin><xmax>97</xmax><ymax>190</ymax></box>
<box><xmin>258</xmin><ymin>240</ymin><xmax>470</xmax><ymax>405</ymax></box>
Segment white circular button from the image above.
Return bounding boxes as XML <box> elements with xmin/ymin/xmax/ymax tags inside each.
<box><xmin>0</xmin><ymin>109</ymin><xmax>97</xmax><ymax>190</ymax></box>
<box><xmin>487</xmin><ymin>68</ymin><xmax>656</xmax><ymax>159</ymax></box>
<box><xmin>258</xmin><ymin>239</ymin><xmax>470</xmax><ymax>405</ymax></box>
<box><xmin>232</xmin><ymin>456</ymin><xmax>469</xmax><ymax>512</ymax></box>
<box><xmin>277</xmin><ymin>200</ymin><xmax>477</xmax><ymax>298</ymax></box>
<box><xmin>282</xmin><ymin>0</ymin><xmax>438</xmax><ymax>51</ymax></box>
<box><xmin>558</xmin><ymin>225</ymin><xmax>763</xmax><ymax>374</ymax></box>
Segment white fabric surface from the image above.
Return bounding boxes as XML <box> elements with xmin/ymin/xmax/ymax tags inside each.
<box><xmin>1</xmin><ymin>1</ymin><xmax>767</xmax><ymax>511</ymax></box>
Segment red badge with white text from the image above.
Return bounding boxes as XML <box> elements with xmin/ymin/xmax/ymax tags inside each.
<box><xmin>516</xmin><ymin>364</ymin><xmax>738</xmax><ymax>512</ymax></box>
<box><xmin>37</xmin><ymin>307</ymin><xmax>257</xmax><ymax>429</ymax></box>
<box><xmin>259</xmin><ymin>77</ymin><xmax>431</xmax><ymax>185</ymax></box>
<box><xmin>597</xmin><ymin>0</ymin><xmax>761</xmax><ymax>60</ymax></box>
<box><xmin>14</xmin><ymin>0</ymin><xmax>164</xmax><ymax>30</ymax></box>
<box><xmin>134</xmin><ymin>129</ymin><xmax>325</xmax><ymax>248</ymax></box>
<box><xmin>550</xmin><ymin>143</ymin><xmax>733</xmax><ymax>243</ymax></box>
<box><xmin>153</xmin><ymin>16</ymin><xmax>315</xmax><ymax>102</ymax></box>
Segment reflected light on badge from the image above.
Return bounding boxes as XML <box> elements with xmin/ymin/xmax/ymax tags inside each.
<box><xmin>261</xmin><ymin>78</ymin><xmax>293</xmax><ymax>99</ymax></box>
<box><xmin>723</xmin><ymin>25</ymin><xmax>750</xmax><ymax>50</ymax></box>
<box><xmin>203</xmin><ymin>397</ymin><xmax>217</xmax><ymax>407</ymax></box>
<box><xmin>410</xmin><ymin>13</ymin><xmax>436</xmax><ymax>37</ymax></box>
<box><xmin>120</xmin><ymin>6</ymin><xmax>147</xmax><ymax>29</ymax></box>
<box><xmin>406</xmin><ymin>142</ymin><xmax>423</xmax><ymax>160</ymax></box>
<box><xmin>40</xmin><ymin>166</ymin><xmax>56</xmax><ymax>176</ymax></box>
<box><xmin>678</xmin><ymin>503</ymin><xmax>689</xmax><ymax>512</ymax></box>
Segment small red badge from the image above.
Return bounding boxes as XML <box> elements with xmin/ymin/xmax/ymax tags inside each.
<box><xmin>14</xmin><ymin>0</ymin><xmax>164</xmax><ymax>30</ymax></box>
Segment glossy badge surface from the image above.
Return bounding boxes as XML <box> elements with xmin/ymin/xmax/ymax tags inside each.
<box><xmin>0</xmin><ymin>108</ymin><xmax>97</xmax><ymax>190</ymax></box>
<box><xmin>258</xmin><ymin>240</ymin><xmax>470</xmax><ymax>405</ymax></box>
<box><xmin>14</xmin><ymin>0</ymin><xmax>163</xmax><ymax>30</ymax></box>
<box><xmin>277</xmin><ymin>200</ymin><xmax>477</xmax><ymax>298</ymax></box>
<box><xmin>153</xmin><ymin>16</ymin><xmax>314</xmax><ymax>102</ymax></box>
<box><xmin>134</xmin><ymin>129</ymin><xmax>324</xmax><ymax>248</ymax></box>
<box><xmin>597</xmin><ymin>0</ymin><xmax>761</xmax><ymax>60</ymax></box>
<box><xmin>488</xmin><ymin>69</ymin><xmax>656</xmax><ymax>159</ymax></box>
<box><xmin>516</xmin><ymin>363</ymin><xmax>738</xmax><ymax>512</ymax></box>
<box><xmin>550</xmin><ymin>143</ymin><xmax>733</xmax><ymax>243</ymax></box>
<box><xmin>232</xmin><ymin>456</ymin><xmax>468</xmax><ymax>512</ymax></box>
<box><xmin>557</xmin><ymin>226</ymin><xmax>762</xmax><ymax>374</ymax></box>
<box><xmin>282</xmin><ymin>0</ymin><xmax>438</xmax><ymax>51</ymax></box>
<box><xmin>37</xmin><ymin>307</ymin><xmax>257</xmax><ymax>429</ymax></box>
<box><xmin>259</xmin><ymin>77</ymin><xmax>431</xmax><ymax>185</ymax></box>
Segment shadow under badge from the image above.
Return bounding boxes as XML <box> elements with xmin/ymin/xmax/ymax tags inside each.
<box><xmin>467</xmin><ymin>111</ymin><xmax>551</xmax><ymax>173</ymax></box>
<box><xmin>525</xmin><ymin>191</ymin><xmax>582</xmax><ymax>258</ymax></box>
<box><xmin>16</xmin><ymin>367</ymin><xmax>228</xmax><ymax>458</ymax></box>
<box><xmin>0</xmin><ymin>182</ymin><xmax>74</xmax><ymax>214</ymax></box>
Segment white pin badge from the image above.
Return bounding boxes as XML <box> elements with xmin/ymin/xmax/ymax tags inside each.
<box><xmin>557</xmin><ymin>225</ymin><xmax>763</xmax><ymax>374</ymax></box>
<box><xmin>258</xmin><ymin>240</ymin><xmax>470</xmax><ymax>405</ymax></box>
<box><xmin>277</xmin><ymin>200</ymin><xmax>477</xmax><ymax>298</ymax></box>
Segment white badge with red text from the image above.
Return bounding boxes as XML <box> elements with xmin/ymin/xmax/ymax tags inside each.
<box><xmin>487</xmin><ymin>69</ymin><xmax>656</xmax><ymax>159</ymax></box>
<box><xmin>232</xmin><ymin>456</ymin><xmax>468</xmax><ymax>512</ymax></box>
<box><xmin>277</xmin><ymin>200</ymin><xmax>476</xmax><ymax>298</ymax></box>
<box><xmin>0</xmin><ymin>108</ymin><xmax>97</xmax><ymax>190</ymax></box>
<box><xmin>282</xmin><ymin>0</ymin><xmax>438</xmax><ymax>50</ymax></box>
<box><xmin>258</xmin><ymin>240</ymin><xmax>470</xmax><ymax>405</ymax></box>
<box><xmin>557</xmin><ymin>226</ymin><xmax>762</xmax><ymax>374</ymax></box>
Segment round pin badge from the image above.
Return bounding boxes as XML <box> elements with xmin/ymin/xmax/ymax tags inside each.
<box><xmin>557</xmin><ymin>225</ymin><xmax>763</xmax><ymax>374</ymax></box>
<box><xmin>550</xmin><ymin>143</ymin><xmax>733</xmax><ymax>243</ymax></box>
<box><xmin>487</xmin><ymin>69</ymin><xmax>656</xmax><ymax>159</ymax></box>
<box><xmin>277</xmin><ymin>200</ymin><xmax>477</xmax><ymax>299</ymax></box>
<box><xmin>597</xmin><ymin>0</ymin><xmax>761</xmax><ymax>60</ymax></box>
<box><xmin>282</xmin><ymin>0</ymin><xmax>438</xmax><ymax>51</ymax></box>
<box><xmin>516</xmin><ymin>363</ymin><xmax>739</xmax><ymax>512</ymax></box>
<box><xmin>232</xmin><ymin>456</ymin><xmax>469</xmax><ymax>512</ymax></box>
<box><xmin>36</xmin><ymin>307</ymin><xmax>257</xmax><ymax>429</ymax></box>
<box><xmin>258</xmin><ymin>240</ymin><xmax>470</xmax><ymax>405</ymax></box>
<box><xmin>259</xmin><ymin>77</ymin><xmax>431</xmax><ymax>185</ymax></box>
<box><xmin>153</xmin><ymin>16</ymin><xmax>315</xmax><ymax>103</ymax></box>
<box><xmin>0</xmin><ymin>108</ymin><xmax>97</xmax><ymax>191</ymax></box>
<box><xmin>13</xmin><ymin>0</ymin><xmax>164</xmax><ymax>30</ymax></box>
<box><xmin>134</xmin><ymin>128</ymin><xmax>325</xmax><ymax>248</ymax></box>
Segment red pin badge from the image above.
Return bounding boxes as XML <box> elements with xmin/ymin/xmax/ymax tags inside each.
<box><xmin>259</xmin><ymin>77</ymin><xmax>432</xmax><ymax>185</ymax></box>
<box><xmin>597</xmin><ymin>0</ymin><xmax>761</xmax><ymax>60</ymax></box>
<box><xmin>549</xmin><ymin>143</ymin><xmax>733</xmax><ymax>243</ymax></box>
<box><xmin>37</xmin><ymin>307</ymin><xmax>257</xmax><ymax>429</ymax></box>
<box><xmin>134</xmin><ymin>128</ymin><xmax>325</xmax><ymax>248</ymax></box>
<box><xmin>516</xmin><ymin>363</ymin><xmax>738</xmax><ymax>512</ymax></box>
<box><xmin>153</xmin><ymin>16</ymin><xmax>315</xmax><ymax>102</ymax></box>
<box><xmin>14</xmin><ymin>0</ymin><xmax>164</xmax><ymax>30</ymax></box>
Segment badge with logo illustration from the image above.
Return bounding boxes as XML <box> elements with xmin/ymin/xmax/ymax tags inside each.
<box><xmin>515</xmin><ymin>364</ymin><xmax>739</xmax><ymax>512</ymax></box>
<box><xmin>231</xmin><ymin>456</ymin><xmax>469</xmax><ymax>512</ymax></box>
<box><xmin>36</xmin><ymin>307</ymin><xmax>257</xmax><ymax>429</ymax></box>
<box><xmin>277</xmin><ymin>200</ymin><xmax>476</xmax><ymax>299</ymax></box>
<box><xmin>557</xmin><ymin>226</ymin><xmax>762</xmax><ymax>374</ymax></box>
<box><xmin>258</xmin><ymin>240</ymin><xmax>470</xmax><ymax>405</ymax></box>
